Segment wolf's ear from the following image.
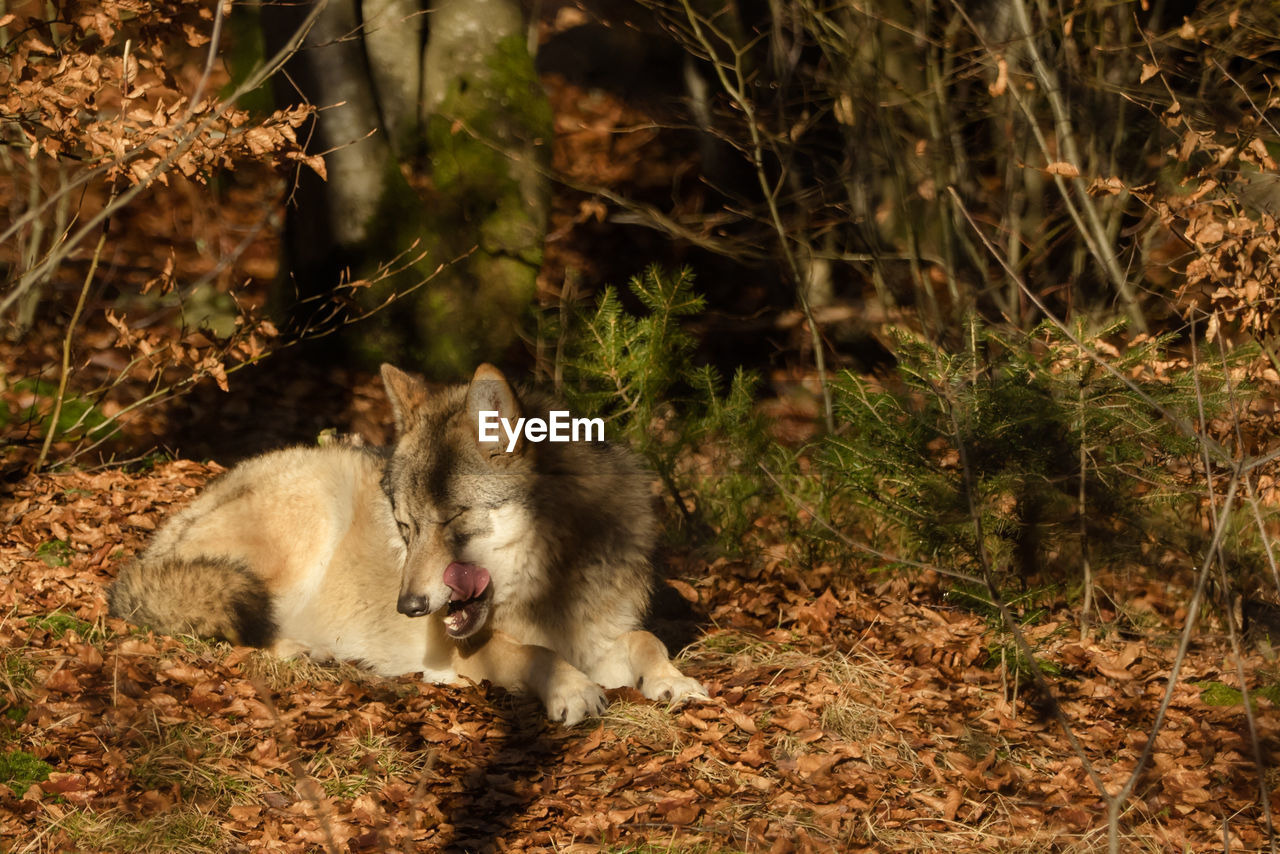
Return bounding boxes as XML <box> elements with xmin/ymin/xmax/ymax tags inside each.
<box><xmin>381</xmin><ymin>364</ymin><xmax>430</xmax><ymax>435</ymax></box>
<box><xmin>467</xmin><ymin>363</ymin><xmax>523</xmax><ymax>458</ymax></box>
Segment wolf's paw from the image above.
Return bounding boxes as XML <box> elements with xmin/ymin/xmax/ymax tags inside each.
<box><xmin>639</xmin><ymin>673</ymin><xmax>709</xmax><ymax>707</ymax></box>
<box><xmin>546</xmin><ymin>672</ymin><xmax>607</xmax><ymax>726</ymax></box>
<box><xmin>270</xmin><ymin>638</ymin><xmax>314</xmax><ymax>659</ymax></box>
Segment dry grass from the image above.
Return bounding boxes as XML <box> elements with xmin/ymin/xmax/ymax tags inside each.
<box><xmin>818</xmin><ymin>694</ymin><xmax>882</xmax><ymax>743</ymax></box>
<box><xmin>24</xmin><ymin>806</ymin><xmax>231</xmax><ymax>854</ymax></box>
<box><xmin>864</xmin><ymin>816</ymin><xmax>1170</xmax><ymax>854</ymax></box>
<box><xmin>126</xmin><ymin>716</ymin><xmax>259</xmax><ymax>806</ymax></box>
<box><xmin>600</xmin><ymin>699</ymin><xmax>685</xmax><ymax>749</ymax></box>
<box><xmin>236</xmin><ymin>647</ymin><xmax>375</xmax><ymax>692</ymax></box>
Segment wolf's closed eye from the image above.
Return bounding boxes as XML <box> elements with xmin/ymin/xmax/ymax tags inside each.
<box><xmin>425</xmin><ymin>509</ymin><xmax>464</xmax><ymax>528</ymax></box>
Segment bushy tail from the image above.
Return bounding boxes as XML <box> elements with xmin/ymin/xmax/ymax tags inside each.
<box><xmin>108</xmin><ymin>556</ymin><xmax>277</xmax><ymax>647</ymax></box>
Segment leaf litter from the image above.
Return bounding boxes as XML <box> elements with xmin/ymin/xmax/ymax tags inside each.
<box><xmin>1</xmin><ymin>460</ymin><xmax>1277</xmax><ymax>852</ymax></box>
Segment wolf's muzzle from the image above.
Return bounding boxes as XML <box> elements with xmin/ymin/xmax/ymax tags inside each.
<box><xmin>397</xmin><ymin>592</ymin><xmax>433</xmax><ymax>618</ymax></box>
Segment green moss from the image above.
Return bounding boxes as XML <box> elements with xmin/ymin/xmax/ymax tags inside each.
<box><xmin>2</xmin><ymin>652</ymin><xmax>34</xmax><ymax>694</ymax></box>
<box><xmin>425</xmin><ymin>113</ymin><xmax>494</xmax><ymax>194</ymax></box>
<box><xmin>327</xmin><ymin>30</ymin><xmax>550</xmax><ymax>377</ymax></box>
<box><xmin>480</xmin><ymin>194</ymin><xmax>545</xmax><ymax>262</ymax></box>
<box><xmin>340</xmin><ymin>161</ymin><xmax>446</xmax><ymax>368</ymax></box>
<box><xmin>0</xmin><ymin>749</ymin><xmax>53</xmax><ymax>796</ymax></box>
<box><xmin>35</xmin><ymin>540</ymin><xmax>72</xmax><ymax>568</ymax></box>
<box><xmin>27</xmin><ymin>611</ymin><xmax>95</xmax><ymax>640</ymax></box>
<box><xmin>180</xmin><ymin>284</ymin><xmax>240</xmax><ymax>339</ymax></box>
<box><xmin>488</xmin><ymin>34</ymin><xmax>554</xmax><ymax>129</ymax></box>
<box><xmin>1196</xmin><ymin>680</ymin><xmax>1280</xmax><ymax>708</ymax></box>
<box><xmin>12</xmin><ymin>378</ymin><xmax>113</xmax><ymax>442</ymax></box>
<box><xmin>426</xmin><ymin>33</ymin><xmax>551</xmax><ymax>196</ymax></box>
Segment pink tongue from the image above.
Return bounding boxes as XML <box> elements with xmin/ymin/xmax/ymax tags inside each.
<box><xmin>443</xmin><ymin>562</ymin><xmax>491</xmax><ymax>601</ymax></box>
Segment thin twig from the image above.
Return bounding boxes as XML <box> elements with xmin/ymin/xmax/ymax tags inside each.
<box><xmin>947</xmin><ymin>0</ymin><xmax>1145</xmax><ymax>332</ymax></box>
<box><xmin>248</xmin><ymin>677</ymin><xmax>342</xmax><ymax>854</ymax></box>
<box><xmin>1102</xmin><ymin>400</ymin><xmax>1240</xmax><ymax>851</ymax></box>
<box><xmin>936</xmin><ymin>376</ymin><xmax>1112</xmax><ymax>804</ymax></box>
<box><xmin>1006</xmin><ymin>0</ymin><xmax>1144</xmax><ymax>331</ymax></box>
<box><xmin>677</xmin><ymin>0</ymin><xmax>834</xmax><ymax>432</ymax></box>
<box><xmin>0</xmin><ymin>0</ymin><xmax>328</xmax><ymax>318</ymax></box>
<box><xmin>51</xmin><ymin>245</ymin><xmax>467</xmax><ymax>469</ymax></box>
<box><xmin>1077</xmin><ymin>375</ymin><xmax>1095</xmax><ymax>639</ymax></box>
<box><xmin>188</xmin><ymin>0</ymin><xmax>228</xmax><ymax>111</ymax></box>
<box><xmin>1204</xmin><ymin>323</ymin><xmax>1278</xmax><ymax>853</ymax></box>
<box><xmin>31</xmin><ymin>191</ymin><xmax>114</xmax><ymax>472</ymax></box>
<box><xmin>946</xmin><ymin>185</ymin><xmax>1226</xmax><ymax>461</ymax></box>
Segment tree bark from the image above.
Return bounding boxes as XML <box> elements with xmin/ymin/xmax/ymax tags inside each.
<box><xmin>363</xmin><ymin>0</ymin><xmax>423</xmax><ymax>156</ymax></box>
<box><xmin>262</xmin><ymin>0</ymin><xmax>549</xmax><ymax>378</ymax></box>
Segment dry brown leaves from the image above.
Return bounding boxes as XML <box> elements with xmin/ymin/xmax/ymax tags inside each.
<box><xmin>1130</xmin><ymin>117</ymin><xmax>1280</xmax><ymax>342</ymax></box>
<box><xmin>1</xmin><ymin>462</ymin><xmax>1277</xmax><ymax>852</ymax></box>
<box><xmin>0</xmin><ymin>0</ymin><xmax>314</xmax><ymax>473</ymax></box>
<box><xmin>1</xmin><ymin>0</ymin><xmax>317</xmax><ymax>187</ymax></box>
<box><xmin>536</xmin><ymin>69</ymin><xmax>708</xmax><ymax>304</ymax></box>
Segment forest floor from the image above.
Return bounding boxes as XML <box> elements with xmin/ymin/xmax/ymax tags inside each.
<box><xmin>1</xmin><ymin>458</ymin><xmax>1277</xmax><ymax>852</ymax></box>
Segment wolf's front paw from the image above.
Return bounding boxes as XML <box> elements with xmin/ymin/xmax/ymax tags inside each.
<box><xmin>640</xmin><ymin>673</ymin><xmax>709</xmax><ymax>706</ymax></box>
<box><xmin>546</xmin><ymin>670</ymin><xmax>607</xmax><ymax>726</ymax></box>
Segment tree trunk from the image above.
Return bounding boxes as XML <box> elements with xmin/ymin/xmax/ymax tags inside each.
<box><xmin>262</xmin><ymin>0</ymin><xmax>549</xmax><ymax>378</ymax></box>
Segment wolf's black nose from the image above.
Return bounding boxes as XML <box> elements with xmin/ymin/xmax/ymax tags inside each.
<box><xmin>397</xmin><ymin>593</ymin><xmax>431</xmax><ymax>618</ymax></box>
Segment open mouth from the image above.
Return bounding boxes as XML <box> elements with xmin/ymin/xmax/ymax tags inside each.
<box><xmin>442</xmin><ymin>562</ymin><xmax>492</xmax><ymax>639</ymax></box>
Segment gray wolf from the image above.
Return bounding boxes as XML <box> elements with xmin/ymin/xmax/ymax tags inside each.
<box><xmin>109</xmin><ymin>364</ymin><xmax>708</xmax><ymax>724</ymax></box>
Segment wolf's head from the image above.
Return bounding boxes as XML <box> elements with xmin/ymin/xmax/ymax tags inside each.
<box><xmin>380</xmin><ymin>363</ymin><xmax>541</xmax><ymax>640</ymax></box>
